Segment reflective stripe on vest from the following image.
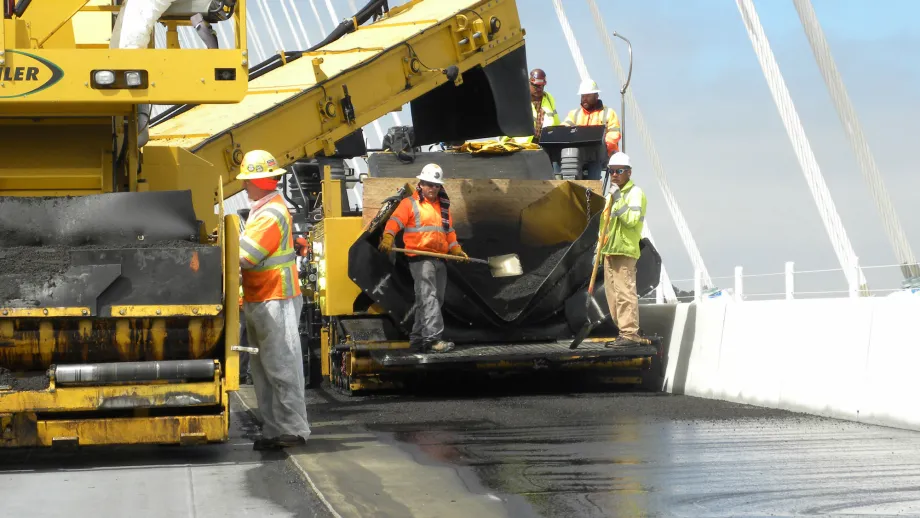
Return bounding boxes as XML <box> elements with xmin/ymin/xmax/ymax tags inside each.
<box><xmin>240</xmin><ymin>196</ymin><xmax>300</xmax><ymax>301</ymax></box>
<box><xmin>385</xmin><ymin>193</ymin><xmax>456</xmax><ymax>255</ymax></box>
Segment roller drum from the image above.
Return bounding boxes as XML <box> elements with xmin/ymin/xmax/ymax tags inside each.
<box><xmin>54</xmin><ymin>359</ymin><xmax>216</xmax><ymax>386</ymax></box>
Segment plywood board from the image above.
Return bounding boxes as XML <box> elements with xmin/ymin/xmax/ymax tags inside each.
<box><xmin>362</xmin><ymin>178</ymin><xmax>602</xmax><ymax>239</ymax></box>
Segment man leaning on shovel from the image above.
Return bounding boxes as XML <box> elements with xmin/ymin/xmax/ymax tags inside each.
<box><xmin>378</xmin><ymin>163</ymin><xmax>471</xmax><ymax>354</ymax></box>
<box><xmin>598</xmin><ymin>152</ymin><xmax>651</xmax><ymax>348</ymax></box>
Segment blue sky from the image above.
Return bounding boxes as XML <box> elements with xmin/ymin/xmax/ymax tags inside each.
<box><xmin>233</xmin><ymin>1</ymin><xmax>920</xmax><ymax>295</ymax></box>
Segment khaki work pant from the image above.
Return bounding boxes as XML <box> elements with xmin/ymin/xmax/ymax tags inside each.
<box><xmin>603</xmin><ymin>255</ymin><xmax>640</xmax><ymax>340</ymax></box>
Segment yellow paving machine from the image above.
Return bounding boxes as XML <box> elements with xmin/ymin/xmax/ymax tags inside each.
<box><xmin>0</xmin><ymin>0</ymin><xmax>664</xmax><ymax>449</ymax></box>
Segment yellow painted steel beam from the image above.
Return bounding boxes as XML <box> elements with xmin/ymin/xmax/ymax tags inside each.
<box><xmin>0</xmin><ymin>379</ymin><xmax>221</xmax><ymax>413</ymax></box>
<box><xmin>110</xmin><ymin>304</ymin><xmax>224</xmax><ymax>318</ymax></box>
<box><xmin>0</xmin><ymin>49</ymin><xmax>248</xmax><ymax>109</ymax></box>
<box><xmin>146</xmin><ymin>0</ymin><xmax>525</xmax><ymax>204</ymax></box>
<box><xmin>19</xmin><ymin>0</ymin><xmax>91</xmax><ymax>48</ymax></box>
<box><xmin>223</xmin><ymin>212</ymin><xmax>241</xmax><ymax>392</ymax></box>
<box><xmin>315</xmin><ymin>216</ymin><xmax>364</xmax><ymax>316</ymax></box>
<box><xmin>0</xmin><ymin>307</ymin><xmax>90</xmax><ymax>318</ymax></box>
<box><xmin>0</xmin><ymin>412</ymin><xmax>229</xmax><ymax>447</ymax></box>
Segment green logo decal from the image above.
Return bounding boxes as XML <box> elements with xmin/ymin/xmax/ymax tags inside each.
<box><xmin>0</xmin><ymin>50</ymin><xmax>65</xmax><ymax>99</ymax></box>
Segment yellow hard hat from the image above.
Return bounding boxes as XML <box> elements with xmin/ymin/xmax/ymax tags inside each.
<box><xmin>237</xmin><ymin>150</ymin><xmax>287</xmax><ymax>180</ymax></box>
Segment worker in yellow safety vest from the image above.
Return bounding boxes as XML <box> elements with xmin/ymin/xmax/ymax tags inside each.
<box><xmin>598</xmin><ymin>152</ymin><xmax>651</xmax><ymax>348</ymax></box>
<box><xmin>502</xmin><ymin>69</ymin><xmax>561</xmax><ymax>145</ymax></box>
<box><xmin>237</xmin><ymin>149</ymin><xmax>311</xmax><ymax>451</ymax></box>
<box><xmin>563</xmin><ymin>78</ymin><xmax>622</xmax><ymax>181</ymax></box>
<box><xmin>378</xmin><ymin>163</ymin><xmax>470</xmax><ymax>354</ymax></box>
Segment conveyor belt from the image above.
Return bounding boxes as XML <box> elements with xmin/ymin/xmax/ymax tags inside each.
<box><xmin>144</xmin><ymin>0</ymin><xmax>531</xmax><ymax>201</ymax></box>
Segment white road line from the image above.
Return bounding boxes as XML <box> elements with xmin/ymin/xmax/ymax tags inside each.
<box><xmin>233</xmin><ymin>391</ymin><xmax>342</xmax><ymax>518</ymax></box>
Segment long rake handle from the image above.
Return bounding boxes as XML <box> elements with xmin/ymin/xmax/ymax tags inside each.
<box><xmin>588</xmin><ymin>193</ymin><xmax>615</xmax><ymax>295</ymax></box>
<box><xmin>391</xmin><ymin>247</ymin><xmax>487</xmax><ymax>265</ymax></box>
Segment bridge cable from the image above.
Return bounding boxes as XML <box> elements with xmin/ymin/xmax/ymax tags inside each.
<box><xmin>346</xmin><ymin>0</ymin><xmax>405</xmax><ymax>127</ymax></box>
<box><xmin>792</xmin><ymin>0</ymin><xmax>919</xmax><ymax>280</ymax></box>
<box><xmin>551</xmin><ymin>0</ymin><xmax>678</xmax><ymax>302</ymax></box>
<box><xmin>585</xmin><ymin>0</ymin><xmax>714</xmax><ymax>292</ymax></box>
<box><xmin>736</xmin><ymin>0</ymin><xmax>867</xmax><ymax>292</ymax></box>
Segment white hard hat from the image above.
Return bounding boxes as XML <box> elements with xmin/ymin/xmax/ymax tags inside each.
<box><xmin>578</xmin><ymin>78</ymin><xmax>601</xmax><ymax>95</ymax></box>
<box><xmin>607</xmin><ymin>152</ymin><xmax>631</xmax><ymax>168</ymax></box>
<box><xmin>417</xmin><ymin>163</ymin><xmax>445</xmax><ymax>185</ymax></box>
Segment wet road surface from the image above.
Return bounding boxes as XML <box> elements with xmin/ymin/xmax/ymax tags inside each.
<box><xmin>307</xmin><ymin>376</ymin><xmax>920</xmax><ymax>517</ymax></box>
<box><xmin>0</xmin><ymin>400</ymin><xmax>332</xmax><ymax>518</ymax></box>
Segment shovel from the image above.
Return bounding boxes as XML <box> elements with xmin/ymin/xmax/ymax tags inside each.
<box><xmin>570</xmin><ymin>193</ymin><xmax>615</xmax><ymax>350</ymax></box>
<box><xmin>391</xmin><ymin>248</ymin><xmax>523</xmax><ymax>278</ymax></box>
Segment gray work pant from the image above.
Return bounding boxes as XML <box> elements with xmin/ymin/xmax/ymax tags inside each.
<box><xmin>243</xmin><ymin>296</ymin><xmax>311</xmax><ymax>440</ymax></box>
<box><xmin>238</xmin><ymin>310</ymin><xmax>251</xmax><ymax>383</ymax></box>
<box><xmin>409</xmin><ymin>258</ymin><xmax>447</xmax><ymax>346</ymax></box>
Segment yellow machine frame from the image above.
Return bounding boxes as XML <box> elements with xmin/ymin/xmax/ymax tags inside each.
<box><xmin>147</xmin><ymin>0</ymin><xmax>527</xmax><ymax>231</ymax></box>
<box><xmin>0</xmin><ymin>212</ymin><xmax>240</xmax><ymax>448</ymax></box>
<box><xmin>0</xmin><ymin>1</ymin><xmax>248</xmax><ymax>447</ymax></box>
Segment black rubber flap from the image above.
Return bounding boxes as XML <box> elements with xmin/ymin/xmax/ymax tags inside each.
<box><xmin>411</xmin><ymin>46</ymin><xmax>533</xmax><ymax>145</ymax></box>
<box><xmin>0</xmin><ymin>191</ymin><xmax>200</xmax><ymax>247</ymax></box>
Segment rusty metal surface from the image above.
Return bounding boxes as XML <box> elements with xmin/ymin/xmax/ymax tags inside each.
<box><xmin>369</xmin><ymin>340</ymin><xmax>658</xmax><ymax>366</ymax></box>
<box><xmin>0</xmin><ymin>316</ymin><xmax>224</xmax><ymax>371</ymax></box>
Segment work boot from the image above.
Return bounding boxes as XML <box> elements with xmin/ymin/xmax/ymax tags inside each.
<box><xmin>253</xmin><ymin>434</ymin><xmax>306</xmax><ymax>451</ymax></box>
<box><xmin>276</xmin><ymin>434</ymin><xmax>307</xmax><ymax>448</ymax></box>
<box><xmin>605</xmin><ymin>336</ymin><xmax>650</xmax><ymax>348</ymax></box>
<box><xmin>253</xmin><ymin>437</ymin><xmax>283</xmax><ymax>451</ymax></box>
<box><xmin>429</xmin><ymin>341</ymin><xmax>455</xmax><ymax>353</ymax></box>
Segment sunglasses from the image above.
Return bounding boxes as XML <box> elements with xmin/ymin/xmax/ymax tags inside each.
<box><xmin>608</xmin><ymin>167</ymin><xmax>630</xmax><ymax>175</ymax></box>
<box><xmin>419</xmin><ymin>181</ymin><xmax>440</xmax><ymax>188</ymax></box>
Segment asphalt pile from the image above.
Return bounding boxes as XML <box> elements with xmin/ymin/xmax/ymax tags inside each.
<box><xmin>456</xmin><ymin>224</ymin><xmax>571</xmax><ymax>321</ymax></box>
<box><xmin>0</xmin><ymin>367</ymin><xmax>50</xmax><ymax>391</ymax></box>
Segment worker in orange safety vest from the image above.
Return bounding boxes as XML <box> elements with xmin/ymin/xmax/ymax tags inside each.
<box><xmin>563</xmin><ymin>78</ymin><xmax>622</xmax><ymax>182</ymax></box>
<box><xmin>237</xmin><ymin>149</ymin><xmax>311</xmax><ymax>451</ymax></box>
<box><xmin>378</xmin><ymin>163</ymin><xmax>470</xmax><ymax>354</ymax></box>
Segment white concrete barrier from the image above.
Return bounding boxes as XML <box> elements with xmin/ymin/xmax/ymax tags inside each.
<box><xmin>652</xmin><ymin>296</ymin><xmax>920</xmax><ymax>432</ymax></box>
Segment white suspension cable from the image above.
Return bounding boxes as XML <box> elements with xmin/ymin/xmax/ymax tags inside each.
<box><xmin>154</xmin><ymin>22</ymin><xmax>165</xmax><ymax>49</ymax></box>
<box><xmin>216</xmin><ymin>19</ymin><xmax>231</xmax><ymax>49</ymax></box>
<box><xmin>343</xmin><ymin>0</ymin><xmax>405</xmax><ymax>129</ymax></box>
<box><xmin>323</xmin><ymin>0</ymin><xmax>340</xmax><ymax>26</ymax></box>
<box><xmin>277</xmin><ymin>0</ymin><xmax>304</xmax><ymax>49</ymax></box>
<box><xmin>550</xmin><ymin>0</ymin><xmax>589</xmax><ymax>82</ymax></box>
<box><xmin>253</xmin><ymin>0</ymin><xmax>284</xmax><ymax>52</ymax></box>
<box><xmin>286</xmin><ymin>0</ymin><xmax>312</xmax><ymax>48</ymax></box>
<box><xmin>176</xmin><ymin>26</ymin><xmax>193</xmax><ymax>49</ymax></box>
<box><xmin>246</xmin><ymin>16</ymin><xmax>268</xmax><ymax>63</ymax></box>
<box><xmin>308</xmin><ymin>0</ymin><xmax>329</xmax><ymax>36</ymax></box>
<box><xmin>307</xmin><ymin>0</ymin><xmax>385</xmax><ymax>144</ymax></box>
<box><xmin>585</xmin><ymin>0</ymin><xmax>713</xmax><ymax>290</ymax></box>
<box><xmin>792</xmin><ymin>0</ymin><xmax>919</xmax><ymax>280</ymax></box>
<box><xmin>551</xmin><ymin>0</ymin><xmax>676</xmax><ymax>302</ymax></box>
<box><xmin>736</xmin><ymin>0</ymin><xmax>867</xmax><ymax>291</ymax></box>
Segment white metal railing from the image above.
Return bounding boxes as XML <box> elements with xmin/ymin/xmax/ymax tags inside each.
<box><xmin>643</xmin><ymin>261</ymin><xmax>920</xmax><ymax>303</ymax></box>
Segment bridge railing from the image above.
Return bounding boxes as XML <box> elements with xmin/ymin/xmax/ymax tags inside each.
<box><xmin>642</xmin><ymin>261</ymin><xmax>920</xmax><ymax>303</ymax></box>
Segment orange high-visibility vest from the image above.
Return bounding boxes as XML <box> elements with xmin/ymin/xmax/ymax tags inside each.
<box><xmin>563</xmin><ymin>103</ymin><xmax>621</xmax><ymax>155</ymax></box>
<box><xmin>239</xmin><ymin>193</ymin><xmax>301</xmax><ymax>303</ymax></box>
<box><xmin>384</xmin><ymin>191</ymin><xmax>458</xmax><ymax>256</ymax></box>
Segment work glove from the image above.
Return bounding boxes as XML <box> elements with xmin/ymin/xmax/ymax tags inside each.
<box><xmin>378</xmin><ymin>233</ymin><xmax>395</xmax><ymax>254</ymax></box>
<box><xmin>448</xmin><ymin>245</ymin><xmax>470</xmax><ymax>262</ymax></box>
<box><xmin>294</xmin><ymin>237</ymin><xmax>309</xmax><ymax>257</ymax></box>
